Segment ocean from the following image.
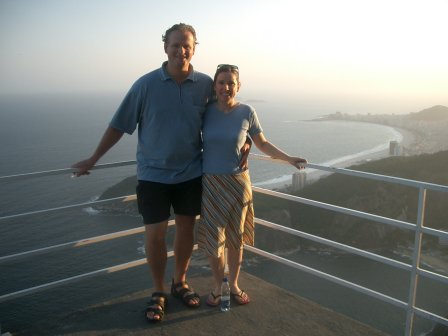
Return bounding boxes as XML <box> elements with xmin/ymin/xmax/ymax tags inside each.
<box><xmin>0</xmin><ymin>93</ymin><xmax>443</xmax><ymax>335</ymax></box>
<box><xmin>0</xmin><ymin>92</ymin><xmax>402</xmax><ymax>215</ymax></box>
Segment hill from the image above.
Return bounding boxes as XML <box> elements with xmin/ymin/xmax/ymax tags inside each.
<box><xmin>407</xmin><ymin>105</ymin><xmax>448</xmax><ymax>121</ymax></box>
<box><xmin>320</xmin><ymin>105</ymin><xmax>448</xmax><ymax>156</ymax></box>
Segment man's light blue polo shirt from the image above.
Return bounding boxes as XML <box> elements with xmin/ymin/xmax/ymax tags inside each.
<box><xmin>110</xmin><ymin>62</ymin><xmax>213</xmax><ymax>183</ymax></box>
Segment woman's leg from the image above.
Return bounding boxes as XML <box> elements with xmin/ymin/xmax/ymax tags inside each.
<box><xmin>207</xmin><ymin>253</ymin><xmax>225</xmax><ymax>304</ymax></box>
<box><xmin>227</xmin><ymin>246</ymin><xmax>243</xmax><ymax>293</ymax></box>
<box><xmin>227</xmin><ymin>246</ymin><xmax>250</xmax><ymax>304</ymax></box>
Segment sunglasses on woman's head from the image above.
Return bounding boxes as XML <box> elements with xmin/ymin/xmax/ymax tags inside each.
<box><xmin>217</xmin><ymin>64</ymin><xmax>239</xmax><ymax>72</ymax></box>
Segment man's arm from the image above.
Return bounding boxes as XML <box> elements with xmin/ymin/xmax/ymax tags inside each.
<box><xmin>239</xmin><ymin>136</ymin><xmax>252</xmax><ymax>170</ymax></box>
<box><xmin>71</xmin><ymin>126</ymin><xmax>124</xmax><ymax>176</ymax></box>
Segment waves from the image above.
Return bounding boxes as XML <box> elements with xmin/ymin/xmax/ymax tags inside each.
<box><xmin>82</xmin><ymin>195</ymin><xmax>101</xmax><ymax>215</ymax></box>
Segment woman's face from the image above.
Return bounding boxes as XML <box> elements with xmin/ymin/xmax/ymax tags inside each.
<box><xmin>214</xmin><ymin>71</ymin><xmax>240</xmax><ymax>104</ymax></box>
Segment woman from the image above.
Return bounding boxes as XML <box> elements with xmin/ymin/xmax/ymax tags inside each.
<box><xmin>198</xmin><ymin>64</ymin><xmax>307</xmax><ymax>306</ymax></box>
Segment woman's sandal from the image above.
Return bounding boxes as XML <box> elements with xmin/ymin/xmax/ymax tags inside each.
<box><xmin>171</xmin><ymin>279</ymin><xmax>201</xmax><ymax>308</ymax></box>
<box><xmin>231</xmin><ymin>290</ymin><xmax>250</xmax><ymax>305</ymax></box>
<box><xmin>205</xmin><ymin>291</ymin><xmax>221</xmax><ymax>307</ymax></box>
<box><xmin>145</xmin><ymin>292</ymin><xmax>168</xmax><ymax>323</ymax></box>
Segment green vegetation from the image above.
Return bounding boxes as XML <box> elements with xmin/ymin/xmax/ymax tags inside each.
<box><xmin>255</xmin><ymin>150</ymin><xmax>448</xmax><ymax>251</ymax></box>
<box><xmin>100</xmin><ymin>175</ymin><xmax>137</xmax><ymax>199</ymax></box>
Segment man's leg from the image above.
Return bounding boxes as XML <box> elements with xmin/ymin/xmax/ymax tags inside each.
<box><xmin>144</xmin><ymin>220</ymin><xmax>169</xmax><ymax>322</ymax></box>
<box><xmin>173</xmin><ymin>214</ymin><xmax>195</xmax><ymax>282</ymax></box>
<box><xmin>144</xmin><ymin>220</ymin><xmax>169</xmax><ymax>292</ymax></box>
<box><xmin>172</xmin><ymin>214</ymin><xmax>199</xmax><ymax>305</ymax></box>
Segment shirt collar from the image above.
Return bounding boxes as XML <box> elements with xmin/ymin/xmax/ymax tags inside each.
<box><xmin>159</xmin><ymin>61</ymin><xmax>196</xmax><ymax>82</ymax></box>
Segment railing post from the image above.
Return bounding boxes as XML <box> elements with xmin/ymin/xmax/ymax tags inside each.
<box><xmin>405</xmin><ymin>187</ymin><xmax>427</xmax><ymax>336</ymax></box>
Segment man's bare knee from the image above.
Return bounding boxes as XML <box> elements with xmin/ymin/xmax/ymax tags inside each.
<box><xmin>145</xmin><ymin>220</ymin><xmax>168</xmax><ymax>244</ymax></box>
<box><xmin>175</xmin><ymin>215</ymin><xmax>196</xmax><ymax>230</ymax></box>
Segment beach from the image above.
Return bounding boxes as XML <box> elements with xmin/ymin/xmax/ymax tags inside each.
<box><xmin>273</xmin><ymin>117</ymin><xmax>445</xmax><ymax>191</ymax></box>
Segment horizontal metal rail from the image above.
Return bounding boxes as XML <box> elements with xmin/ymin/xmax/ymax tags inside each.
<box><xmin>6</xmin><ymin>185</ymin><xmax>445</xmax><ymax>241</ymax></box>
<box><xmin>255</xmin><ymin>218</ymin><xmax>448</xmax><ymax>285</ymax></box>
<box><xmin>0</xmin><ymin>220</ymin><xmax>174</xmax><ymax>263</ymax></box>
<box><xmin>0</xmin><ymin>258</ymin><xmax>147</xmax><ymax>303</ymax></box>
<box><xmin>2</xmin><ymin>241</ymin><xmax>446</xmax><ymax>328</ymax></box>
<box><xmin>0</xmin><ymin>225</ymin><xmax>145</xmax><ymax>264</ymax></box>
<box><xmin>0</xmin><ymin>244</ymin><xmax>197</xmax><ymax>303</ymax></box>
<box><xmin>251</xmin><ymin>153</ymin><xmax>448</xmax><ymax>192</ymax></box>
<box><xmin>255</xmin><ymin>218</ymin><xmax>412</xmax><ymax>271</ymax></box>
<box><xmin>244</xmin><ymin>245</ymin><xmax>448</xmax><ymax>328</ymax></box>
<box><xmin>0</xmin><ymin>195</ymin><xmax>137</xmax><ymax>221</ymax></box>
<box><xmin>253</xmin><ymin>186</ymin><xmax>448</xmax><ymax>241</ymax></box>
<box><xmin>417</xmin><ymin>267</ymin><xmax>448</xmax><ymax>285</ymax></box>
<box><xmin>1</xmin><ymin>156</ymin><xmax>447</xmax><ymax>334</ymax></box>
<box><xmin>7</xmin><ymin>216</ymin><xmax>445</xmax><ymax>284</ymax></box>
<box><xmin>413</xmin><ymin>306</ymin><xmax>448</xmax><ymax>328</ymax></box>
<box><xmin>2</xmin><ymin>154</ymin><xmax>447</xmax><ymax>192</ymax></box>
<box><xmin>0</xmin><ymin>160</ymin><xmax>136</xmax><ymax>182</ymax></box>
<box><xmin>245</xmin><ymin>245</ymin><xmax>408</xmax><ymax>308</ymax></box>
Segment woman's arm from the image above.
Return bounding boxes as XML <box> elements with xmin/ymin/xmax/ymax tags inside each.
<box><xmin>252</xmin><ymin>132</ymin><xmax>307</xmax><ymax>168</ymax></box>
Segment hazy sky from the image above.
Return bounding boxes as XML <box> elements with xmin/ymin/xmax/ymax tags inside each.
<box><xmin>1</xmin><ymin>0</ymin><xmax>447</xmax><ymax>114</ymax></box>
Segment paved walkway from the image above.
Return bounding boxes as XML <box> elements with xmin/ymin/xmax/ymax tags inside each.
<box><xmin>20</xmin><ymin>272</ymin><xmax>388</xmax><ymax>336</ymax></box>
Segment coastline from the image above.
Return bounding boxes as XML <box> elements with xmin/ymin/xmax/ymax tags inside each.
<box><xmin>263</xmin><ymin>122</ymin><xmax>418</xmax><ymax>191</ymax></box>
<box><xmin>267</xmin><ymin>105</ymin><xmax>448</xmax><ymax>191</ymax></box>
<box><xmin>261</xmin><ymin>121</ymin><xmax>448</xmax><ymax>273</ymax></box>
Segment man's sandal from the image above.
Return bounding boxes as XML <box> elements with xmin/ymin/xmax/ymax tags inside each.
<box><xmin>171</xmin><ymin>279</ymin><xmax>201</xmax><ymax>308</ymax></box>
<box><xmin>145</xmin><ymin>292</ymin><xmax>168</xmax><ymax>323</ymax></box>
<box><xmin>231</xmin><ymin>290</ymin><xmax>250</xmax><ymax>305</ymax></box>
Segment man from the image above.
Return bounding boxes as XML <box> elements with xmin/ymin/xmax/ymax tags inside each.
<box><xmin>72</xmin><ymin>23</ymin><xmax>249</xmax><ymax>323</ymax></box>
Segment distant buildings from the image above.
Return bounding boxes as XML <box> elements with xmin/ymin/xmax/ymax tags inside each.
<box><xmin>292</xmin><ymin>171</ymin><xmax>307</xmax><ymax>192</ymax></box>
<box><xmin>389</xmin><ymin>140</ymin><xmax>401</xmax><ymax>156</ymax></box>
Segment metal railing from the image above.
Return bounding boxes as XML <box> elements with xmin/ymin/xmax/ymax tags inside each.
<box><xmin>1</xmin><ymin>155</ymin><xmax>447</xmax><ymax>336</ymax></box>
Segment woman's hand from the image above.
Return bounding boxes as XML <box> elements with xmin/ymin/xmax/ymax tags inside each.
<box><xmin>289</xmin><ymin>157</ymin><xmax>307</xmax><ymax>170</ymax></box>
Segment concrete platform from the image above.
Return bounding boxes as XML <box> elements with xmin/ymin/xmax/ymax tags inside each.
<box><xmin>18</xmin><ymin>272</ymin><xmax>388</xmax><ymax>336</ymax></box>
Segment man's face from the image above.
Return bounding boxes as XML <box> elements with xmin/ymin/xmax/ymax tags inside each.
<box><xmin>164</xmin><ymin>30</ymin><xmax>196</xmax><ymax>68</ymax></box>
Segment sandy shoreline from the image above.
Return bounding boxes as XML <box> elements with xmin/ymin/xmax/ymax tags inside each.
<box><xmin>263</xmin><ymin>122</ymin><xmax>419</xmax><ymax>191</ymax></box>
<box><xmin>309</xmin><ymin>125</ymin><xmax>417</xmax><ymax>181</ymax></box>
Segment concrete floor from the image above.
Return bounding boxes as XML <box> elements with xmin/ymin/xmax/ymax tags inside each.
<box><xmin>17</xmin><ymin>272</ymin><xmax>389</xmax><ymax>336</ymax></box>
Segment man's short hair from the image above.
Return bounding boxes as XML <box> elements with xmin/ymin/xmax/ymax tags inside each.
<box><xmin>162</xmin><ymin>23</ymin><xmax>199</xmax><ymax>45</ymax></box>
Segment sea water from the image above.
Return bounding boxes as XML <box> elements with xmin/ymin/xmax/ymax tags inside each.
<box><xmin>0</xmin><ymin>93</ymin><xmax>401</xmax><ymax>216</ymax></box>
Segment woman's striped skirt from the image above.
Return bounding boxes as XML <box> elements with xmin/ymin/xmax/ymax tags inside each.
<box><xmin>197</xmin><ymin>170</ymin><xmax>255</xmax><ymax>258</ymax></box>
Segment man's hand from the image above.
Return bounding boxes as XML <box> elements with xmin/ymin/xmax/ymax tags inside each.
<box><xmin>239</xmin><ymin>138</ymin><xmax>252</xmax><ymax>170</ymax></box>
<box><xmin>70</xmin><ymin>127</ymin><xmax>123</xmax><ymax>177</ymax></box>
<box><xmin>71</xmin><ymin>157</ymin><xmax>96</xmax><ymax>177</ymax></box>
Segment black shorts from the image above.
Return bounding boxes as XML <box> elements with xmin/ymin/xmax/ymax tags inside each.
<box><xmin>136</xmin><ymin>176</ymin><xmax>202</xmax><ymax>224</ymax></box>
